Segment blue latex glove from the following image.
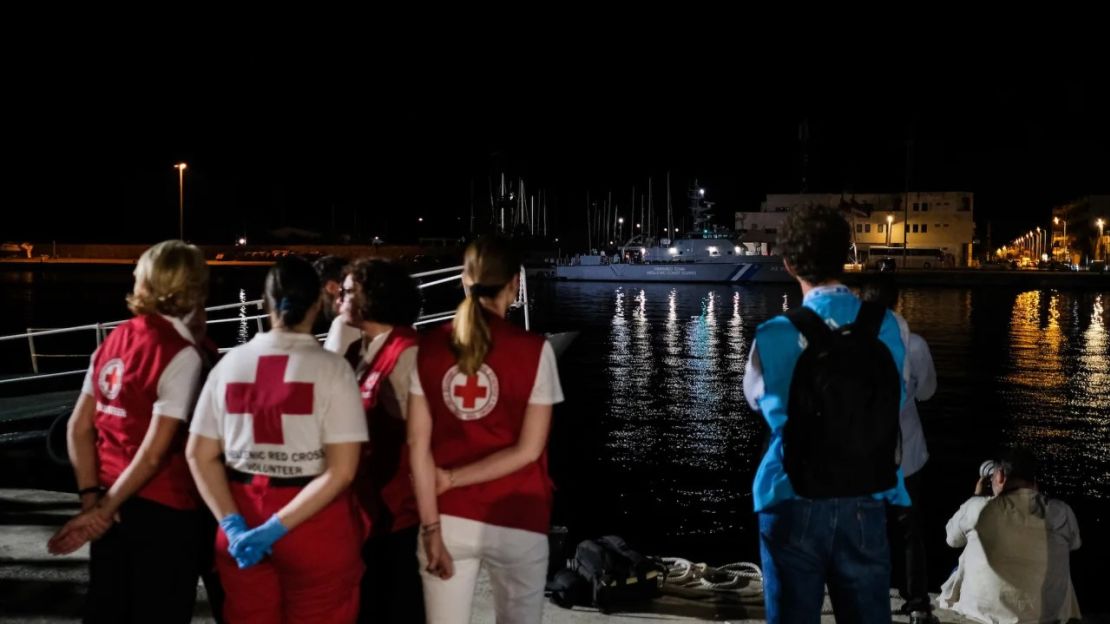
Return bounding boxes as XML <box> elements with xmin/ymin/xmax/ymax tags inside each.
<box><xmin>219</xmin><ymin>513</ymin><xmax>248</xmax><ymax>544</ymax></box>
<box><xmin>219</xmin><ymin>513</ymin><xmax>261</xmax><ymax>569</ymax></box>
<box><xmin>229</xmin><ymin>514</ymin><xmax>288</xmax><ymax>568</ymax></box>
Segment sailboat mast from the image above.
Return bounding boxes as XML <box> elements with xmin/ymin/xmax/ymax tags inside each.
<box><xmin>666</xmin><ymin>171</ymin><xmax>673</xmax><ymax>237</ymax></box>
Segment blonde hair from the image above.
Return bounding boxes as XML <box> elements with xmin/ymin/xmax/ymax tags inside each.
<box><xmin>452</xmin><ymin>236</ymin><xmax>521</xmax><ymax>375</ymax></box>
<box><xmin>126</xmin><ymin>240</ymin><xmax>209</xmax><ymax>317</ymax></box>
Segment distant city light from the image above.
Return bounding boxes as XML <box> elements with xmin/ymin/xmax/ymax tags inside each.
<box><xmin>668</xmin><ymin>247</ymin><xmax>678</xmax><ymax>255</ymax></box>
<box><xmin>698</xmin><ymin>188</ymin><xmax>705</xmax><ymax>196</ymax></box>
<box><xmin>237</xmin><ymin>237</ymin><xmax>247</xmax><ymax>246</ymax></box>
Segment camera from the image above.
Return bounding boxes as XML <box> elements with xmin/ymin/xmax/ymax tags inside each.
<box><xmin>977</xmin><ymin>460</ymin><xmax>996</xmax><ymax>495</ymax></box>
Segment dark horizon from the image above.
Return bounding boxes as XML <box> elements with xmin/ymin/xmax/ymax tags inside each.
<box><xmin>7</xmin><ymin>46</ymin><xmax>1108</xmax><ymax>249</ymax></box>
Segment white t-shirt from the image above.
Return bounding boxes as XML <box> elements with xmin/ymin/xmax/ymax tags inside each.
<box><xmin>80</xmin><ymin>314</ymin><xmax>202</xmax><ymax>422</ymax></box>
<box><xmin>190</xmin><ymin>330</ymin><xmax>368</xmax><ymax>478</ymax></box>
<box><xmin>409</xmin><ymin>340</ymin><xmax>564</xmax><ymax>405</ymax></box>
<box><xmin>323</xmin><ymin>315</ymin><xmax>362</xmax><ymax>354</ymax></box>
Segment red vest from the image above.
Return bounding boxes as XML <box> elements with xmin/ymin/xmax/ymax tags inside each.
<box><xmin>417</xmin><ymin>313</ymin><xmax>551</xmax><ymax>534</ymax></box>
<box><xmin>356</xmin><ymin>326</ymin><xmax>419</xmax><ymax>536</ymax></box>
<box><xmin>92</xmin><ymin>315</ymin><xmax>199</xmax><ymax>510</ymax></box>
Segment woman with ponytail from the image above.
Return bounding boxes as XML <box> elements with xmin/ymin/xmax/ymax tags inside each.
<box><xmin>187</xmin><ymin>257</ymin><xmax>368</xmax><ymax>623</ymax></box>
<box><xmin>408</xmin><ymin>236</ymin><xmax>564</xmax><ymax>624</ymax></box>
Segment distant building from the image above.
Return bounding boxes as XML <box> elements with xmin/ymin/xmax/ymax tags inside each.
<box><xmin>1052</xmin><ymin>195</ymin><xmax>1110</xmax><ymax>264</ymax></box>
<box><xmin>736</xmin><ymin>192</ymin><xmax>976</xmax><ymax>266</ymax></box>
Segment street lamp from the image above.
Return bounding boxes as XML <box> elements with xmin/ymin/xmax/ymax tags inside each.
<box><xmin>618</xmin><ymin>217</ymin><xmax>624</xmax><ymax>241</ymax></box>
<box><xmin>1055</xmin><ymin>216</ymin><xmax>1068</xmax><ymax>263</ymax></box>
<box><xmin>173</xmin><ymin>163</ymin><xmax>187</xmax><ymax>240</ymax></box>
<box><xmin>885</xmin><ymin>214</ymin><xmax>893</xmax><ymax>246</ymax></box>
<box><xmin>1098</xmin><ymin>218</ymin><xmax>1106</xmax><ymax>260</ymax></box>
<box><xmin>1035</xmin><ymin>227</ymin><xmax>1042</xmax><ymax>259</ymax></box>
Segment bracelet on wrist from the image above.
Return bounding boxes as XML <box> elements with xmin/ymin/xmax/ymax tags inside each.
<box><xmin>421</xmin><ymin>521</ymin><xmax>441</xmax><ymax>535</ymax></box>
<box><xmin>77</xmin><ymin>486</ymin><xmax>105</xmax><ymax>497</ymax></box>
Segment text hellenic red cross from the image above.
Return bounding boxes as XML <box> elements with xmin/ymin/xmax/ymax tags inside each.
<box><xmin>226</xmin><ymin>355</ymin><xmax>314</xmax><ymax>445</ymax></box>
<box><xmin>453</xmin><ymin>374</ymin><xmax>488</xmax><ymax>409</ymax></box>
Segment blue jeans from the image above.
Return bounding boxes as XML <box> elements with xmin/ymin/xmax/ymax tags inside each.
<box><xmin>759</xmin><ymin>497</ymin><xmax>892</xmax><ymax>624</ymax></box>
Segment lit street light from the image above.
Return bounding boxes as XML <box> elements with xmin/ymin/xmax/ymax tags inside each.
<box><xmin>886</xmin><ymin>214</ymin><xmax>893</xmax><ymax>246</ymax></box>
<box><xmin>174</xmin><ymin>163</ymin><xmax>187</xmax><ymax>240</ymax></box>
<box><xmin>1098</xmin><ymin>218</ymin><xmax>1106</xmax><ymax>260</ymax></box>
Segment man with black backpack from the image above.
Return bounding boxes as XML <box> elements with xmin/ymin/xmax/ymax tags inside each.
<box><xmin>743</xmin><ymin>205</ymin><xmax>911</xmax><ymax>624</ymax></box>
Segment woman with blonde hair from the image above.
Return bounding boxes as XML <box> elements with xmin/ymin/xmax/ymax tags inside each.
<box><xmin>408</xmin><ymin>236</ymin><xmax>564</xmax><ymax>624</ymax></box>
<box><xmin>49</xmin><ymin>239</ymin><xmax>210</xmax><ymax>623</ymax></box>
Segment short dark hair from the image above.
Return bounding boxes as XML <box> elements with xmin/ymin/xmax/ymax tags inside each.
<box><xmin>860</xmin><ymin>277</ymin><xmax>899</xmax><ymax>310</ymax></box>
<box><xmin>776</xmin><ymin>204</ymin><xmax>850</xmax><ymax>283</ymax></box>
<box><xmin>265</xmin><ymin>257</ymin><xmax>321</xmax><ymax>327</ymax></box>
<box><xmin>994</xmin><ymin>447</ymin><xmax>1039</xmax><ymax>483</ymax></box>
<box><xmin>312</xmin><ymin>255</ymin><xmax>347</xmax><ymax>285</ymax></box>
<box><xmin>347</xmin><ymin>258</ymin><xmax>422</xmax><ymax>326</ymax></box>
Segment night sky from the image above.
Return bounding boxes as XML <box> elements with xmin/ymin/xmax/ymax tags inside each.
<box><xmin>7</xmin><ymin>38</ymin><xmax>1108</xmax><ymax>249</ymax></box>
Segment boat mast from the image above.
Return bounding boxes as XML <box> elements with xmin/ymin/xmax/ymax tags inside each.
<box><xmin>666</xmin><ymin>171</ymin><xmax>673</xmax><ymax>238</ymax></box>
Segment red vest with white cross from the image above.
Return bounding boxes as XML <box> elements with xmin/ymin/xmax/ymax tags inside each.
<box><xmin>417</xmin><ymin>313</ymin><xmax>551</xmax><ymax>534</ymax></box>
<box><xmin>352</xmin><ymin>326</ymin><xmax>419</xmax><ymax>536</ymax></box>
<box><xmin>92</xmin><ymin>315</ymin><xmax>199</xmax><ymax>510</ymax></box>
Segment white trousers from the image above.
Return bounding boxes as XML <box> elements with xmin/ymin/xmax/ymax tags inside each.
<box><xmin>418</xmin><ymin>514</ymin><xmax>549</xmax><ymax>624</ymax></box>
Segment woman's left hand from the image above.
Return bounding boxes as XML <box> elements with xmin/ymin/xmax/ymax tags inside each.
<box><xmin>47</xmin><ymin>507</ymin><xmax>115</xmax><ymax>555</ymax></box>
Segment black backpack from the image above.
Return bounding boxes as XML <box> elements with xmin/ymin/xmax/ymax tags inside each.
<box><xmin>782</xmin><ymin>301</ymin><xmax>902</xmax><ymax>498</ymax></box>
<box><xmin>556</xmin><ymin>536</ymin><xmax>662</xmax><ymax>613</ymax></box>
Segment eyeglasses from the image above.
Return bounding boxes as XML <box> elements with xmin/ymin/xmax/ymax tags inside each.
<box><xmin>338</xmin><ymin>287</ymin><xmax>356</xmax><ymax>299</ymax></box>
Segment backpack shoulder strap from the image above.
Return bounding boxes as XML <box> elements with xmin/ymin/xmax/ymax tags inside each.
<box><xmin>785</xmin><ymin>306</ymin><xmax>832</xmax><ymax>346</ymax></box>
<box><xmin>853</xmin><ymin>300</ymin><xmax>886</xmax><ymax>337</ymax></box>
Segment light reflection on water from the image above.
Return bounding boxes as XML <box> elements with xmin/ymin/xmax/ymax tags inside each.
<box><xmin>537</xmin><ymin>282</ymin><xmax>1110</xmax><ymax>568</ymax></box>
<box><xmin>1001</xmin><ymin>291</ymin><xmax>1110</xmax><ymax>497</ymax></box>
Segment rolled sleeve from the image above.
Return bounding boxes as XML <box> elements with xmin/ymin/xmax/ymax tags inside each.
<box><xmin>80</xmin><ymin>352</ymin><xmax>97</xmax><ymax>397</ymax></box>
<box><xmin>528</xmin><ymin>342</ymin><xmax>564</xmax><ymax>405</ymax></box>
<box><xmin>189</xmin><ymin>373</ymin><xmax>223</xmax><ymax>440</ymax></box>
<box><xmin>152</xmin><ymin>348</ymin><xmax>202</xmax><ymax>421</ymax></box>
<box><xmin>321</xmin><ymin>364</ymin><xmax>369</xmax><ymax>444</ymax></box>
<box><xmin>408</xmin><ymin>348</ymin><xmax>425</xmax><ymax>396</ymax></box>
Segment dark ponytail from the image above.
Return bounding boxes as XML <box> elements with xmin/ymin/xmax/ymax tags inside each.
<box><xmin>265</xmin><ymin>257</ymin><xmax>321</xmax><ymax>327</ymax></box>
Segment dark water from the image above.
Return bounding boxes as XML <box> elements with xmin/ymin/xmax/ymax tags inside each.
<box><xmin>3</xmin><ymin>268</ymin><xmax>1108</xmax><ymax>601</ymax></box>
<box><xmin>529</xmin><ymin>281</ymin><xmax>1109</xmax><ymax>603</ymax></box>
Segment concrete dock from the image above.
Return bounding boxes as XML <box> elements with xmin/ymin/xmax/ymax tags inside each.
<box><xmin>0</xmin><ymin>489</ymin><xmax>997</xmax><ymax>624</ymax></box>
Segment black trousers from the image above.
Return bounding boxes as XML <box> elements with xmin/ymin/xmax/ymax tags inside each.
<box><xmin>85</xmin><ymin>498</ymin><xmax>203</xmax><ymax>624</ymax></box>
<box><xmin>358</xmin><ymin>525</ymin><xmax>426</xmax><ymax>624</ymax></box>
<box><xmin>889</xmin><ymin>469</ymin><xmax>930</xmax><ymax>612</ymax></box>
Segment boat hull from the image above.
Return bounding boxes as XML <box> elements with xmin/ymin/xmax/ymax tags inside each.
<box><xmin>553</xmin><ymin>257</ymin><xmax>792</xmax><ymax>283</ymax></box>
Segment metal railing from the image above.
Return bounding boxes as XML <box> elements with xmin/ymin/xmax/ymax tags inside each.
<box><xmin>0</xmin><ymin>264</ymin><xmax>530</xmax><ymax>386</ymax></box>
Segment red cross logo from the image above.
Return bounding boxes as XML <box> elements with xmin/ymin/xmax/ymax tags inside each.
<box><xmin>98</xmin><ymin>358</ymin><xmax>125</xmax><ymax>400</ymax></box>
<box><xmin>226</xmin><ymin>355</ymin><xmax>314</xmax><ymax>445</ymax></box>
<box><xmin>453</xmin><ymin>375</ymin><xmax>488</xmax><ymax>408</ymax></box>
<box><xmin>441</xmin><ymin>364</ymin><xmax>498</xmax><ymax>421</ymax></box>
